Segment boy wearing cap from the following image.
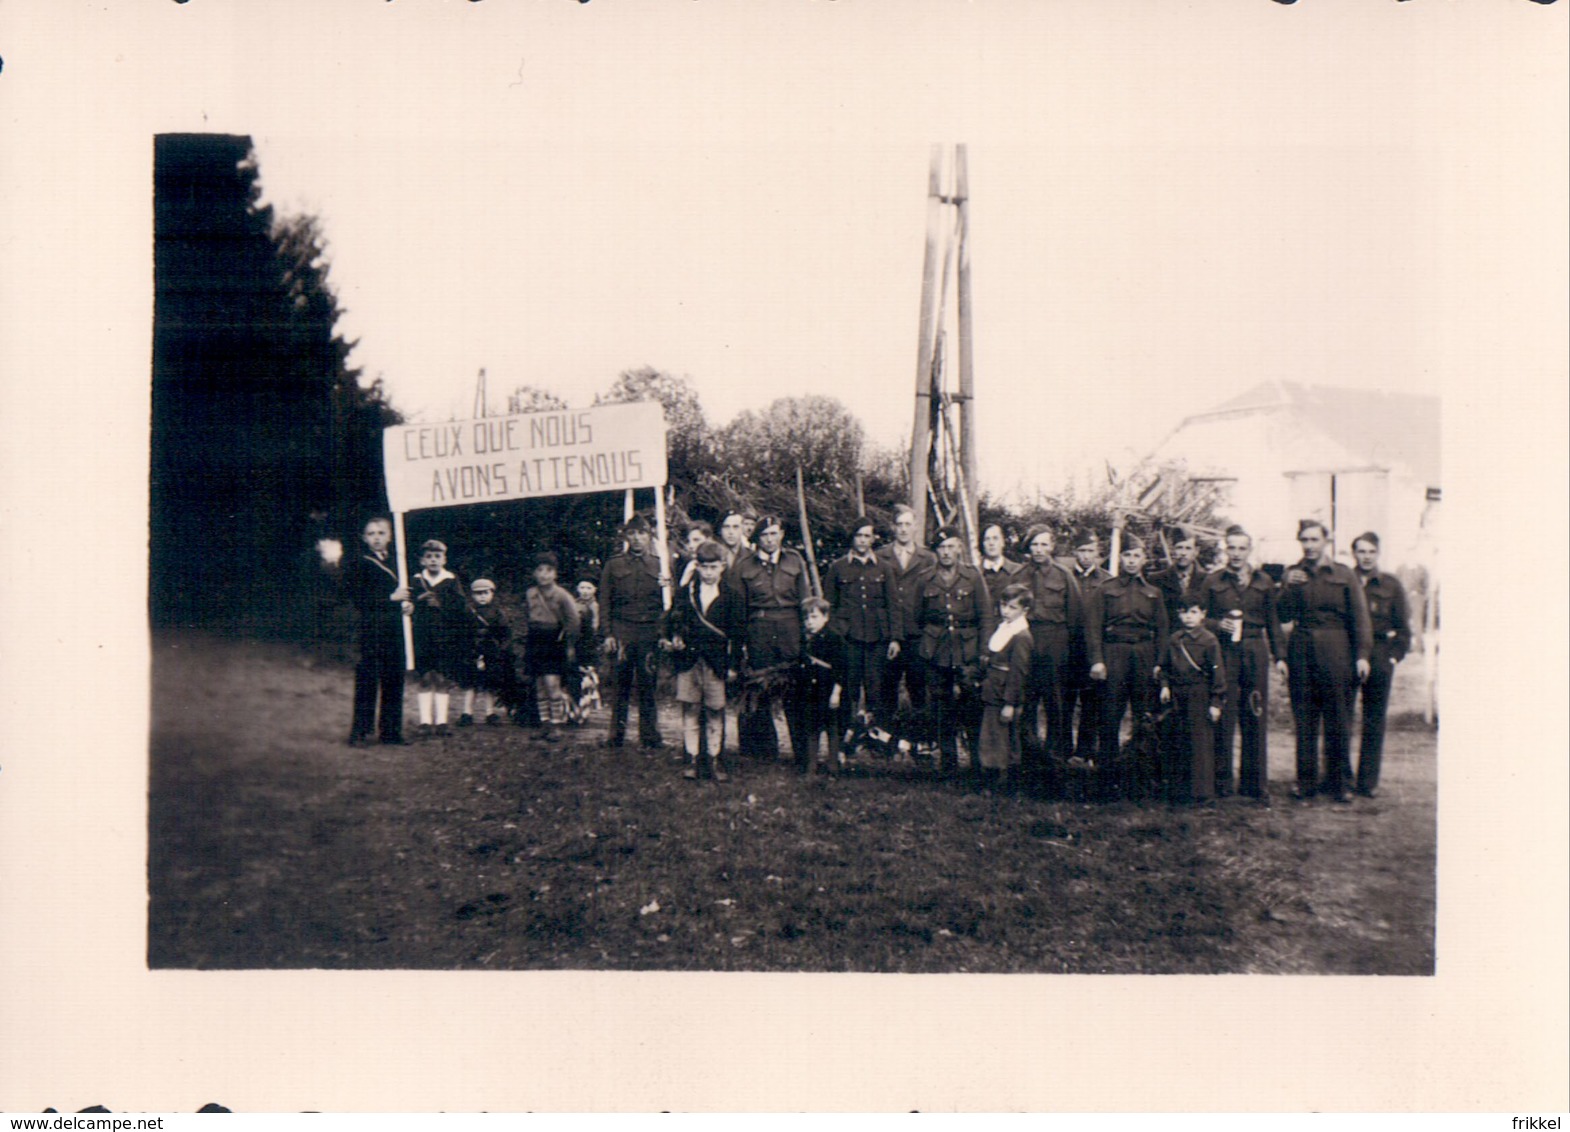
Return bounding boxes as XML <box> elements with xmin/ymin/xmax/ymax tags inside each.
<box><xmin>410</xmin><ymin>538</ymin><xmax>469</xmax><ymax>739</ymax></box>
<box><xmin>726</xmin><ymin>515</ymin><xmax>811</xmax><ymax>759</ymax></box>
<box><xmin>344</xmin><ymin>515</ymin><xmax>411</xmax><ymax>746</ymax></box>
<box><xmin>524</xmin><ymin>551</ymin><xmax>581</xmax><ymax>742</ymax></box>
<box><xmin>600</xmin><ymin>516</ymin><xmax>667</xmax><ymax>749</ymax></box>
<box><xmin>460</xmin><ymin>577</ymin><xmax>514</xmax><ymax>727</ymax></box>
<box><xmin>1085</xmin><ymin>535</ymin><xmax>1168</xmax><ymax>800</ymax></box>
<box><xmin>824</xmin><ymin>516</ymin><xmax>903</xmax><ymax>748</ymax></box>
<box><xmin>663</xmin><ymin>540</ymin><xmax>741</xmax><ymax>780</ymax></box>
<box><xmin>914</xmin><ymin>526</ymin><xmax>997</xmax><ymax>777</ymax></box>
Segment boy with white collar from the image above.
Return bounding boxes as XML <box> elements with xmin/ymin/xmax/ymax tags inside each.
<box><xmin>410</xmin><ymin>538</ymin><xmax>468</xmax><ymax>739</ymax></box>
<box><xmin>977</xmin><ymin>583</ymin><xmax>1035</xmax><ymax>792</ymax></box>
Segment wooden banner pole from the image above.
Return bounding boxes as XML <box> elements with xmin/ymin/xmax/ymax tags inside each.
<box><xmin>653</xmin><ymin>482</ymin><xmax>673</xmax><ymax>611</ymax></box>
<box><xmin>796</xmin><ymin>465</ymin><xmax>823</xmax><ymax>597</ymax></box>
<box><xmin>393</xmin><ymin>509</ymin><xmax>416</xmax><ymax>671</ymax></box>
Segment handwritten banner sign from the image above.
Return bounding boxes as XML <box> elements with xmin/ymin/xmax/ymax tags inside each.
<box><xmin>382</xmin><ymin>401</ymin><xmax>668</xmax><ymax>513</ymax></box>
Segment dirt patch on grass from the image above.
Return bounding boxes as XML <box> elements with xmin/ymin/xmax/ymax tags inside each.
<box><xmin>149</xmin><ymin>632</ymin><xmax>1435</xmax><ymax>973</ymax></box>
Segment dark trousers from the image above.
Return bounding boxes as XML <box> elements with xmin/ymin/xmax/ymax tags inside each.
<box><xmin>1021</xmin><ymin>623</ymin><xmax>1072</xmax><ymax>790</ymax></box>
<box><xmin>925</xmin><ymin>662</ymin><xmax>980</xmax><ymax>771</ymax></box>
<box><xmin>1067</xmin><ymin>639</ymin><xmax>1102</xmax><ymax>760</ymax></box>
<box><xmin>842</xmin><ymin>639</ymin><xmax>887</xmax><ymax>732</ymax></box>
<box><xmin>739</xmin><ymin>678</ymin><xmax>801</xmax><ymax>759</ymax></box>
<box><xmin>880</xmin><ymin>637</ymin><xmax>928</xmax><ymax>735</ymax></box>
<box><xmin>1357</xmin><ymin>648</ymin><xmax>1398</xmax><ymax>793</ymax></box>
<box><xmin>352</xmin><ymin>633</ymin><xmax>406</xmax><ymax>741</ymax></box>
<box><xmin>609</xmin><ymin>636</ymin><xmax>662</xmax><ymax>743</ymax></box>
<box><xmin>1215</xmin><ymin>638</ymin><xmax>1272</xmax><ymax>798</ymax></box>
<box><xmin>796</xmin><ymin>685</ymin><xmax>841</xmax><ymax>768</ymax></box>
<box><xmin>1165</xmin><ymin>683</ymin><xmax>1215</xmax><ymax>802</ymax></box>
<box><xmin>1287</xmin><ymin>638</ymin><xmax>1357</xmax><ymax>795</ymax></box>
<box><xmin>1098</xmin><ymin>641</ymin><xmax>1159</xmax><ymax>799</ymax></box>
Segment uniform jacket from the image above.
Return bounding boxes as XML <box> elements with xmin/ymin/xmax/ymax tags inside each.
<box><xmin>824</xmin><ymin>551</ymin><xmax>903</xmax><ymax>643</ymax></box>
<box><xmin>798</xmin><ymin>625</ymin><xmax>849</xmax><ymax>700</ymax></box>
<box><xmin>1159</xmin><ymin>626</ymin><xmax>1227</xmax><ymax>711</ymax></box>
<box><xmin>1357</xmin><ymin>570</ymin><xmax>1412</xmax><ymax>663</ymax></box>
<box><xmin>468</xmin><ymin>601</ymin><xmax>512</xmax><ymax>667</ymax></box>
<box><xmin>1278</xmin><ymin>558</ymin><xmax>1374</xmax><ymax>666</ymax></box>
<box><xmin>979</xmin><ymin>556</ymin><xmax>1026</xmax><ymax>582</ymax></box>
<box><xmin>979</xmin><ymin>619</ymin><xmax>1034</xmax><ymax>707</ymax></box>
<box><xmin>1150</xmin><ymin>564</ymin><xmax>1203</xmax><ymax>623</ymax></box>
<box><xmin>1019</xmin><ymin>558</ymin><xmax>1083</xmax><ymax>637</ymax></box>
<box><xmin>915</xmin><ymin>563</ymin><xmax>999</xmax><ymax>668</ymax></box>
<box><xmin>663</xmin><ymin>576</ymin><xmax>741</xmax><ymax>675</ymax></box>
<box><xmin>1085</xmin><ymin>572</ymin><xmax>1170</xmax><ymax>667</ymax></box>
<box><xmin>877</xmin><ymin>543</ymin><xmax>939</xmax><ymax>639</ymax></box>
<box><xmin>726</xmin><ymin>547</ymin><xmax>811</xmax><ymax>665</ymax></box>
<box><xmin>1195</xmin><ymin>566</ymin><xmax>1286</xmax><ymax>661</ymax></box>
<box><xmin>600</xmin><ymin>550</ymin><xmax>665</xmax><ymax>639</ymax></box>
<box><xmin>343</xmin><ymin>550</ymin><xmax>405</xmax><ymax>643</ymax></box>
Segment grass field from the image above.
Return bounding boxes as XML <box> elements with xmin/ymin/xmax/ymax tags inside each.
<box><xmin>149</xmin><ymin>631</ymin><xmax>1436</xmax><ymax>973</ymax></box>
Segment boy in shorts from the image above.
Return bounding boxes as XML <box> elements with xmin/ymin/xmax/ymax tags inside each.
<box><xmin>523</xmin><ymin>552</ymin><xmax>580</xmax><ymax>742</ymax></box>
<box><xmin>664</xmin><ymin>541</ymin><xmax>740</xmax><ymax>781</ymax></box>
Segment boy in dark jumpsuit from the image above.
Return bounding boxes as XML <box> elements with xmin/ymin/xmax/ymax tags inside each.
<box><xmin>1279</xmin><ymin>519</ymin><xmax>1373</xmax><ymax>802</ymax></box>
<box><xmin>1159</xmin><ymin>598</ymin><xmax>1227</xmax><ymax>803</ymax></box>
<box><xmin>797</xmin><ymin>597</ymin><xmax>849</xmax><ymax>776</ymax></box>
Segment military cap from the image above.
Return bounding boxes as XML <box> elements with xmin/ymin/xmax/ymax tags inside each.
<box><xmin>533</xmin><ymin>551</ymin><xmax>559</xmax><ymax>570</ymax></box>
<box><xmin>1119</xmin><ymin>533</ymin><xmax>1147</xmax><ymax>552</ymax></box>
<box><xmin>470</xmin><ymin>577</ymin><xmax>496</xmax><ymax>593</ymax></box>
<box><xmin>420</xmin><ymin>539</ymin><xmax>447</xmax><ymax>555</ymax></box>
<box><xmin>622</xmin><ymin>514</ymin><xmax>651</xmax><ymax>534</ymax></box>
<box><xmin>1023</xmin><ymin>524</ymin><xmax>1055</xmax><ymax>550</ymax></box>
<box><xmin>850</xmin><ymin>516</ymin><xmax>877</xmax><ymax>537</ymax></box>
<box><xmin>932</xmin><ymin>526</ymin><xmax>962</xmax><ymax>547</ymax></box>
<box><xmin>756</xmin><ymin>515</ymin><xmax>784</xmax><ymax>535</ymax></box>
<box><xmin>1073</xmin><ymin>529</ymin><xmax>1101</xmax><ymax>549</ymax></box>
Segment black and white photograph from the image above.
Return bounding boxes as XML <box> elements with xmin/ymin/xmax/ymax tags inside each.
<box><xmin>2</xmin><ymin>0</ymin><xmax>1566</xmax><ymax>1115</ymax></box>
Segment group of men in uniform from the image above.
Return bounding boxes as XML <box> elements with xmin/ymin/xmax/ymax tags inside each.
<box><xmin>351</xmin><ymin>503</ymin><xmax>1412</xmax><ymax>805</ymax></box>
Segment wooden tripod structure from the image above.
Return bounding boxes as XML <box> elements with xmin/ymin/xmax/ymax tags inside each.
<box><xmin>907</xmin><ymin>144</ymin><xmax>980</xmax><ymax>562</ymax></box>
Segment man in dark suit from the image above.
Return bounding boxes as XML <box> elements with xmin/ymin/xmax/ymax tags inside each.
<box><xmin>1085</xmin><ymin>534</ymin><xmax>1168</xmax><ymax>801</ymax></box>
<box><xmin>1351</xmin><ymin>531</ymin><xmax>1411</xmax><ymax>799</ymax></box>
<box><xmin>877</xmin><ymin>505</ymin><xmax>937</xmax><ymax>746</ymax></box>
<box><xmin>600</xmin><ymin>514</ymin><xmax>667</xmax><ymax>750</ymax></box>
<box><xmin>824</xmin><ymin>516</ymin><xmax>903</xmax><ymax>742</ymax></box>
<box><xmin>1279</xmin><ymin>519</ymin><xmax>1373</xmax><ymax>802</ymax></box>
<box><xmin>1017</xmin><ymin>524</ymin><xmax>1082</xmax><ymax>796</ymax></box>
<box><xmin>727</xmin><ymin>515</ymin><xmax>811</xmax><ymax>758</ymax></box>
<box><xmin>1151</xmin><ymin>529</ymin><xmax>1203</xmax><ymax>624</ymax></box>
<box><xmin>344</xmin><ymin>515</ymin><xmax>411</xmax><ymax>746</ymax></box>
<box><xmin>915</xmin><ymin>526</ymin><xmax>998</xmax><ymax>777</ymax></box>
<box><xmin>1067</xmin><ymin>529</ymin><xmax>1112</xmax><ymax>768</ymax></box>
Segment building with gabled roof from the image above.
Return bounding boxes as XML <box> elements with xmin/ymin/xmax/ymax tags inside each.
<box><xmin>1146</xmin><ymin>381</ymin><xmax>1440</xmax><ymax>569</ymax></box>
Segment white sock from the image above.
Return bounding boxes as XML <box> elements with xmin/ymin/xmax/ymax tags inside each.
<box><xmin>417</xmin><ymin>691</ymin><xmax>434</xmax><ymax>725</ymax></box>
<box><xmin>463</xmin><ymin>689</ymin><xmax>476</xmax><ymax>715</ymax></box>
<box><xmin>435</xmin><ymin>693</ymin><xmax>450</xmax><ymax>725</ymax></box>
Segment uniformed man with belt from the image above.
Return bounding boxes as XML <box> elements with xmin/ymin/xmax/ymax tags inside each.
<box><xmin>1278</xmin><ymin>519</ymin><xmax>1373</xmax><ymax>802</ymax></box>
<box><xmin>1067</xmin><ymin>529</ymin><xmax>1112</xmax><ymax>767</ymax></box>
<box><xmin>1195</xmin><ymin>525</ymin><xmax>1286</xmax><ymax>803</ymax></box>
<box><xmin>726</xmin><ymin>514</ymin><xmax>811</xmax><ymax>759</ymax></box>
<box><xmin>1017</xmin><ymin>525</ymin><xmax>1083</xmax><ymax>796</ymax></box>
<box><xmin>915</xmin><ymin>526</ymin><xmax>997</xmax><ymax>777</ymax></box>
<box><xmin>1086</xmin><ymin>534</ymin><xmax>1168</xmax><ymax>801</ymax></box>
<box><xmin>824</xmin><ymin>516</ymin><xmax>903</xmax><ymax>742</ymax></box>
<box><xmin>599</xmin><ymin>514</ymin><xmax>667</xmax><ymax>750</ymax></box>
<box><xmin>1351</xmin><ymin>531</ymin><xmax>1411</xmax><ymax>799</ymax></box>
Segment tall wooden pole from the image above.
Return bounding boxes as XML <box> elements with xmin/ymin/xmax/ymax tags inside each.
<box><xmin>954</xmin><ymin>145</ymin><xmax>979</xmax><ymax>550</ymax></box>
<box><xmin>908</xmin><ymin>146</ymin><xmax>944</xmax><ymax>546</ymax></box>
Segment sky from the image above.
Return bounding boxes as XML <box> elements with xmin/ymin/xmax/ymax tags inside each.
<box><xmin>134</xmin><ymin>0</ymin><xmax>1556</xmax><ymax>502</ymax></box>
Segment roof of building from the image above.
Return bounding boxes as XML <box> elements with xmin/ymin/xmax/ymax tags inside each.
<box><xmin>1168</xmin><ymin>380</ymin><xmax>1440</xmax><ymax>487</ymax></box>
